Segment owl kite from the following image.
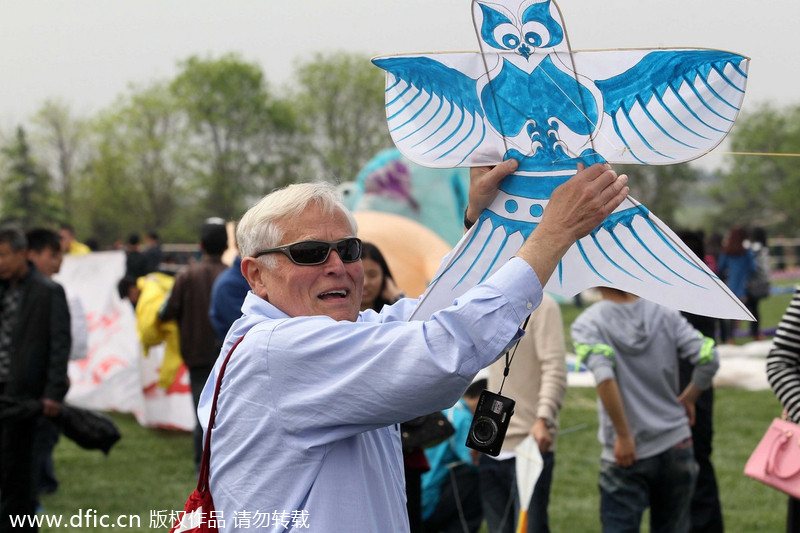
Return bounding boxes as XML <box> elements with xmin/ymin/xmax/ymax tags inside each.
<box><xmin>373</xmin><ymin>0</ymin><xmax>751</xmax><ymax>320</ymax></box>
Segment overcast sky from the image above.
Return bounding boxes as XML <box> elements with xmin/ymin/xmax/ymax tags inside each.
<box><xmin>1</xmin><ymin>0</ymin><xmax>795</xmax><ymax>168</ymax></box>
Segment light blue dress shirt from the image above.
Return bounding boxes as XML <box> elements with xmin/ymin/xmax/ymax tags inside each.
<box><xmin>198</xmin><ymin>257</ymin><xmax>542</xmax><ymax>532</ymax></box>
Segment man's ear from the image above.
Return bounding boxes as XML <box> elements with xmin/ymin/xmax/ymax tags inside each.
<box><xmin>241</xmin><ymin>257</ymin><xmax>266</xmax><ymax>298</ymax></box>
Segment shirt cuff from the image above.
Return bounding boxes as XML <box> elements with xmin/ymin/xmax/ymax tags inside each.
<box><xmin>485</xmin><ymin>257</ymin><xmax>543</xmax><ymax>318</ymax></box>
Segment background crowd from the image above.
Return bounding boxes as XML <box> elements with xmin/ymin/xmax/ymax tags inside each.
<box><xmin>0</xmin><ymin>208</ymin><xmax>792</xmax><ymax>532</ymax></box>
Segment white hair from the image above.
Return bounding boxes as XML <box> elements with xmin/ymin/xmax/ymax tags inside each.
<box><xmin>236</xmin><ymin>182</ymin><xmax>357</xmax><ymax>267</ymax></box>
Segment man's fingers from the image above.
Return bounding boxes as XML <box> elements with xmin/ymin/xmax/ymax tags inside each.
<box><xmin>470</xmin><ymin>159</ymin><xmax>518</xmax><ymax>188</ymax></box>
<box><xmin>487</xmin><ymin>158</ymin><xmax>518</xmax><ymax>186</ymax></box>
<box><xmin>467</xmin><ymin>159</ymin><xmax>519</xmax><ymax>222</ymax></box>
<box><xmin>597</xmin><ymin>174</ymin><xmax>629</xmax><ymax>214</ymax></box>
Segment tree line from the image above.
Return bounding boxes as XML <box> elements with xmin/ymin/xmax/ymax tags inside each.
<box><xmin>0</xmin><ymin>52</ymin><xmax>392</xmax><ymax>245</ymax></box>
<box><xmin>1</xmin><ymin>51</ymin><xmax>797</xmax><ymax>246</ymax></box>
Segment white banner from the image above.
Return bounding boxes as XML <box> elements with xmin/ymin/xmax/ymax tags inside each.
<box><xmin>55</xmin><ymin>252</ymin><xmax>194</xmax><ymax>431</ymax></box>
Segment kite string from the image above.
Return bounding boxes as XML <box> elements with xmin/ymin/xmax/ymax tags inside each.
<box><xmin>710</xmin><ymin>150</ymin><xmax>800</xmax><ymax>158</ymax></box>
<box><xmin>549</xmin><ymin>148</ymin><xmax>800</xmax><ymax>163</ymax></box>
<box><xmin>472</xmin><ymin>12</ymin><xmax>509</xmax><ymax>157</ymax></box>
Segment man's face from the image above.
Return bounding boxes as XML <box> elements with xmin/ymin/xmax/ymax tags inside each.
<box><xmin>28</xmin><ymin>247</ymin><xmax>63</xmax><ymax>277</ymax></box>
<box><xmin>0</xmin><ymin>242</ymin><xmax>28</xmax><ymax>281</ymax></box>
<box><xmin>58</xmin><ymin>229</ymin><xmax>72</xmax><ymax>252</ymax></box>
<box><xmin>245</xmin><ymin>204</ymin><xmax>364</xmax><ymax>322</ymax></box>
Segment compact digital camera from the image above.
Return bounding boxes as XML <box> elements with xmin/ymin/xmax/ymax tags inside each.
<box><xmin>465</xmin><ymin>389</ymin><xmax>515</xmax><ymax>456</ymax></box>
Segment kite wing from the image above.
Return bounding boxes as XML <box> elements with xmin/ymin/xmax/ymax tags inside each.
<box><xmin>577</xmin><ymin>48</ymin><xmax>750</xmax><ymax>164</ymax></box>
<box><xmin>373</xmin><ymin>54</ymin><xmax>506</xmax><ymax>168</ymax></box>
<box><xmin>411</xmin><ymin>193</ymin><xmax>752</xmax><ymax>322</ymax></box>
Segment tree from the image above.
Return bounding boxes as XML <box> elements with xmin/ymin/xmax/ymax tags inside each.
<box><xmin>293</xmin><ymin>52</ymin><xmax>393</xmax><ymax>183</ymax></box>
<box><xmin>0</xmin><ymin>126</ymin><xmax>60</xmax><ymax>228</ymax></box>
<box><xmin>170</xmin><ymin>54</ymin><xmax>296</xmax><ymax>220</ymax></box>
<box><xmin>709</xmin><ymin>103</ymin><xmax>800</xmax><ymax>235</ymax></box>
<box><xmin>112</xmin><ymin>82</ymin><xmax>187</xmax><ymax>231</ymax></box>
<box><xmin>77</xmin><ymin>117</ymin><xmax>143</xmax><ymax>246</ymax></box>
<box><xmin>31</xmin><ymin>100</ymin><xmax>87</xmax><ymax>222</ymax></box>
<box><xmin>76</xmin><ymin>82</ymin><xmax>193</xmax><ymax>244</ymax></box>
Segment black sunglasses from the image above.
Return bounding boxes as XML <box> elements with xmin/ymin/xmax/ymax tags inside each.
<box><xmin>252</xmin><ymin>237</ymin><xmax>362</xmax><ymax>266</ymax></box>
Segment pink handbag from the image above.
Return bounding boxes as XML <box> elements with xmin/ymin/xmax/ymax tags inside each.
<box><xmin>745</xmin><ymin>418</ymin><xmax>800</xmax><ymax>499</ymax></box>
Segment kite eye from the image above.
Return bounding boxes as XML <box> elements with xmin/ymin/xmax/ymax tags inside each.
<box><xmin>501</xmin><ymin>33</ymin><xmax>520</xmax><ymax>49</ymax></box>
<box><xmin>525</xmin><ymin>31</ymin><xmax>543</xmax><ymax>48</ymax></box>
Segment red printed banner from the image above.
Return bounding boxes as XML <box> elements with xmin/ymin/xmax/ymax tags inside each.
<box><xmin>56</xmin><ymin>251</ymin><xmax>194</xmax><ymax>431</ymax></box>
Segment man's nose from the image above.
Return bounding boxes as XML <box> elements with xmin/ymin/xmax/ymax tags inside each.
<box><xmin>322</xmin><ymin>249</ymin><xmax>347</xmax><ymax>272</ymax></box>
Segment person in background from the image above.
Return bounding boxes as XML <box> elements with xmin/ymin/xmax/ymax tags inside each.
<box><xmin>25</xmin><ymin>228</ymin><xmax>89</xmax><ymax>500</ymax></box>
<box><xmin>58</xmin><ymin>223</ymin><xmax>90</xmax><ymax>256</ymax></box>
<box><xmin>675</xmin><ymin>229</ymin><xmax>724</xmax><ymax>533</ymax></box>
<box><xmin>25</xmin><ymin>230</ymin><xmax>64</xmax><ymax>281</ymax></box>
<box><xmin>422</xmin><ymin>378</ymin><xmax>486</xmax><ymax>533</ymax></box>
<box><xmin>159</xmin><ymin>218</ymin><xmax>227</xmax><ymax>472</ymax></box>
<box><xmin>136</xmin><ymin>269</ymin><xmax>182</xmax><ymax>392</ymax></box>
<box><xmin>746</xmin><ymin>227</ymin><xmax>771</xmax><ymax>341</ymax></box>
<box><xmin>717</xmin><ymin>226</ymin><xmax>755</xmax><ymax>344</ymax></box>
<box><xmin>704</xmin><ymin>232</ymin><xmax>723</xmax><ymax>277</ymax></box>
<box><xmin>766</xmin><ymin>286</ymin><xmax>800</xmax><ymax>533</ymax></box>
<box><xmin>209</xmin><ymin>251</ymin><xmax>251</xmax><ymax>346</ymax></box>
<box><xmin>360</xmin><ymin>242</ymin><xmax>404</xmax><ymax>313</ymax></box>
<box><xmin>572</xmin><ymin>287</ymin><xmax>719</xmax><ymax>533</ymax></box>
<box><xmin>117</xmin><ymin>276</ymin><xmax>141</xmax><ymax>308</ymax></box>
<box><xmin>480</xmin><ymin>293</ymin><xmax>567</xmax><ymax>533</ymax></box>
<box><xmin>124</xmin><ymin>233</ymin><xmax>148</xmax><ymax>279</ymax></box>
<box><xmin>143</xmin><ymin>231</ymin><xmax>163</xmax><ymax>274</ymax></box>
<box><xmin>0</xmin><ymin>227</ymin><xmax>70</xmax><ymax>531</ymax></box>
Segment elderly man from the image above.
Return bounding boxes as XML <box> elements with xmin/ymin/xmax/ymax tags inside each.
<box><xmin>198</xmin><ymin>161</ymin><xmax>628</xmax><ymax>532</ymax></box>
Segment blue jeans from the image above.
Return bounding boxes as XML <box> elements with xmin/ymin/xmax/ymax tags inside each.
<box><xmin>599</xmin><ymin>441</ymin><xmax>698</xmax><ymax>533</ymax></box>
<box><xmin>479</xmin><ymin>451</ymin><xmax>555</xmax><ymax>533</ymax></box>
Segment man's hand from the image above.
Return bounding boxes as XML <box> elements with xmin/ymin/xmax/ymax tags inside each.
<box><xmin>41</xmin><ymin>398</ymin><xmax>61</xmax><ymax>417</ymax></box>
<box><xmin>541</xmin><ymin>163</ymin><xmax>628</xmax><ymax>243</ymax></box>
<box><xmin>466</xmin><ymin>159</ymin><xmax>519</xmax><ymax>226</ymax></box>
<box><xmin>614</xmin><ymin>433</ymin><xmax>637</xmax><ymax>467</ymax></box>
<box><xmin>516</xmin><ymin>163</ymin><xmax>628</xmax><ymax>286</ymax></box>
<box><xmin>531</xmin><ymin>418</ymin><xmax>553</xmax><ymax>454</ymax></box>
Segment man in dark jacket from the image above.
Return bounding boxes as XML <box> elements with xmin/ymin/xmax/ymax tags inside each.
<box><xmin>0</xmin><ymin>227</ymin><xmax>70</xmax><ymax>531</ymax></box>
<box><xmin>159</xmin><ymin>218</ymin><xmax>227</xmax><ymax>471</ymax></box>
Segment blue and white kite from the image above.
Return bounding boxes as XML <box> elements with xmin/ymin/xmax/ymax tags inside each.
<box><xmin>373</xmin><ymin>0</ymin><xmax>751</xmax><ymax>320</ymax></box>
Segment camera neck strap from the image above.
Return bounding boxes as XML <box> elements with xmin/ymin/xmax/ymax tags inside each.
<box><xmin>497</xmin><ymin>314</ymin><xmax>531</xmax><ymax>396</ymax></box>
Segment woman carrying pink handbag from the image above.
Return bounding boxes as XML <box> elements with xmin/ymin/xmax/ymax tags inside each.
<box><xmin>766</xmin><ymin>286</ymin><xmax>800</xmax><ymax>532</ymax></box>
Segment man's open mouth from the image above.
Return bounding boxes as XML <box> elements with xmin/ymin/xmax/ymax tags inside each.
<box><xmin>319</xmin><ymin>289</ymin><xmax>348</xmax><ymax>300</ymax></box>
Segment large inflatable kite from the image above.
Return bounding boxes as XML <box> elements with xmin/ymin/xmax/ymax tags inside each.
<box><xmin>373</xmin><ymin>0</ymin><xmax>751</xmax><ymax>320</ymax></box>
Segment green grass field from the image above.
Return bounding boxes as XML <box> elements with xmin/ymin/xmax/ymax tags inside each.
<box><xmin>38</xmin><ymin>389</ymin><xmax>787</xmax><ymax>532</ymax></box>
<box><xmin>37</xmin><ymin>283</ymin><xmax>798</xmax><ymax>532</ymax></box>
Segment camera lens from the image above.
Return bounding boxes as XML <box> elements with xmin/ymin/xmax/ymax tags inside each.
<box><xmin>471</xmin><ymin>416</ymin><xmax>498</xmax><ymax>446</ymax></box>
